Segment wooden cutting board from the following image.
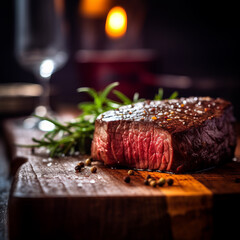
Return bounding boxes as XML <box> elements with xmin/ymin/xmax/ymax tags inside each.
<box><xmin>4</xmin><ymin>120</ymin><xmax>240</xmax><ymax>240</ymax></box>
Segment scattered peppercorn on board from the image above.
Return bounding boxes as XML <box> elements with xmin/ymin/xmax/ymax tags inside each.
<box><xmin>4</xmin><ymin>120</ymin><xmax>240</xmax><ymax>240</ymax></box>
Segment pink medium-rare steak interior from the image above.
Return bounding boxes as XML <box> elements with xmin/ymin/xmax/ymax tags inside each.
<box><xmin>91</xmin><ymin>121</ymin><xmax>173</xmax><ymax>171</ymax></box>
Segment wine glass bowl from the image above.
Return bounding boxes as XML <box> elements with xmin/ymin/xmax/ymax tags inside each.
<box><xmin>15</xmin><ymin>0</ymin><xmax>68</xmax><ymax>131</ymax></box>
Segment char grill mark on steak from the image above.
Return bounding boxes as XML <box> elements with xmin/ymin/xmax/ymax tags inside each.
<box><xmin>91</xmin><ymin>97</ymin><xmax>236</xmax><ymax>173</ymax></box>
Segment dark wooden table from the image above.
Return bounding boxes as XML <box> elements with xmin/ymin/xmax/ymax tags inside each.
<box><xmin>2</xmin><ymin>119</ymin><xmax>240</xmax><ymax>240</ymax></box>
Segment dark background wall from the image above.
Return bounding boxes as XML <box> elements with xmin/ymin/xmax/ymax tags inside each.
<box><xmin>143</xmin><ymin>1</ymin><xmax>239</xmax><ymax>77</ymax></box>
<box><xmin>1</xmin><ymin>0</ymin><xmax>240</xmax><ymax>118</ymax></box>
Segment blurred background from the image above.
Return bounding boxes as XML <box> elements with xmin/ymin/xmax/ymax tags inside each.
<box><xmin>1</xmin><ymin>0</ymin><xmax>240</xmax><ymax>119</ymax></box>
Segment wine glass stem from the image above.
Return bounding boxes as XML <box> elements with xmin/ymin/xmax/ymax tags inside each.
<box><xmin>35</xmin><ymin>75</ymin><xmax>51</xmax><ymax>116</ymax></box>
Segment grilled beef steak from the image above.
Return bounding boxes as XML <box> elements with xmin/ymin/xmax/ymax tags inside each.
<box><xmin>91</xmin><ymin>97</ymin><xmax>236</xmax><ymax>173</ymax></box>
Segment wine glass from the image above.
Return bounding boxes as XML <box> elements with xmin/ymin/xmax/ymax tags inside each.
<box><xmin>15</xmin><ymin>0</ymin><xmax>68</xmax><ymax>131</ymax></box>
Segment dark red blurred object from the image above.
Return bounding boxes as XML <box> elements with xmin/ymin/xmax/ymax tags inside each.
<box><xmin>75</xmin><ymin>49</ymin><xmax>156</xmax><ymax>98</ymax></box>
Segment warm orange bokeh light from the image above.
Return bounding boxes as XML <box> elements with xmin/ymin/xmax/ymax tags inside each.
<box><xmin>105</xmin><ymin>6</ymin><xmax>127</xmax><ymax>39</ymax></box>
<box><xmin>80</xmin><ymin>0</ymin><xmax>110</xmax><ymax>18</ymax></box>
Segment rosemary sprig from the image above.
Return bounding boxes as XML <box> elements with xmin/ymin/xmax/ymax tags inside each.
<box><xmin>21</xmin><ymin>82</ymin><xmax>178</xmax><ymax>157</ymax></box>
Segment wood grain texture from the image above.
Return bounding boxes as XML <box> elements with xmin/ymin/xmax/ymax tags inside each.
<box><xmin>4</xmin><ymin>120</ymin><xmax>240</xmax><ymax>240</ymax></box>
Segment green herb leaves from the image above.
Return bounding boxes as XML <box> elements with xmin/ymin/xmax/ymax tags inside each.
<box><xmin>154</xmin><ymin>88</ymin><xmax>178</xmax><ymax>100</ymax></box>
<box><xmin>154</xmin><ymin>88</ymin><xmax>163</xmax><ymax>100</ymax></box>
<box><xmin>77</xmin><ymin>82</ymin><xmax>124</xmax><ymax>120</ymax></box>
<box><xmin>169</xmin><ymin>91</ymin><xmax>179</xmax><ymax>100</ymax></box>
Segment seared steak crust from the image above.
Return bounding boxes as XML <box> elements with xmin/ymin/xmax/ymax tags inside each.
<box><xmin>91</xmin><ymin>97</ymin><xmax>236</xmax><ymax>173</ymax></box>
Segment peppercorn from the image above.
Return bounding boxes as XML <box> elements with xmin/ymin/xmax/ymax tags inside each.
<box><xmin>146</xmin><ymin>174</ymin><xmax>151</xmax><ymax>179</ymax></box>
<box><xmin>144</xmin><ymin>179</ymin><xmax>149</xmax><ymax>185</ymax></box>
<box><xmin>85</xmin><ymin>158</ymin><xmax>92</xmax><ymax>166</ymax></box>
<box><xmin>75</xmin><ymin>165</ymin><xmax>82</xmax><ymax>172</ymax></box>
<box><xmin>124</xmin><ymin>176</ymin><xmax>131</xmax><ymax>183</ymax></box>
<box><xmin>157</xmin><ymin>177</ymin><xmax>166</xmax><ymax>186</ymax></box>
<box><xmin>128</xmin><ymin>170</ymin><xmax>134</xmax><ymax>175</ymax></box>
<box><xmin>167</xmin><ymin>178</ymin><xmax>174</xmax><ymax>186</ymax></box>
<box><xmin>90</xmin><ymin>166</ymin><xmax>97</xmax><ymax>173</ymax></box>
<box><xmin>150</xmin><ymin>180</ymin><xmax>157</xmax><ymax>187</ymax></box>
<box><xmin>78</xmin><ymin>162</ymin><xmax>84</xmax><ymax>168</ymax></box>
<box><xmin>148</xmin><ymin>178</ymin><xmax>154</xmax><ymax>184</ymax></box>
